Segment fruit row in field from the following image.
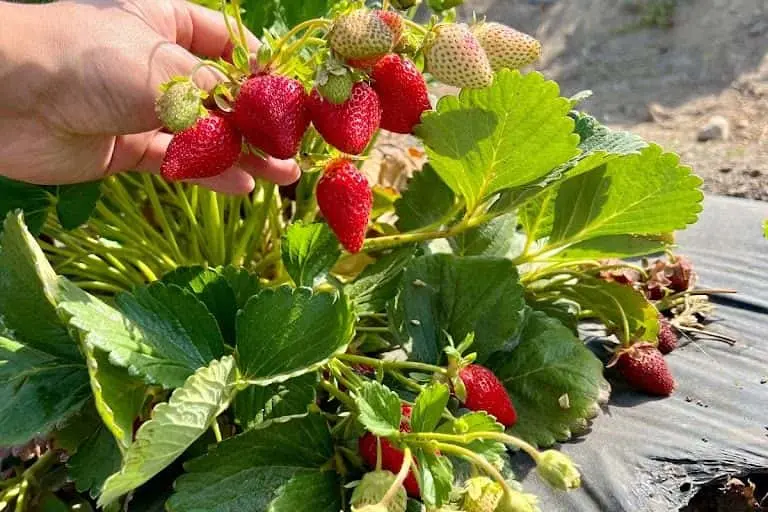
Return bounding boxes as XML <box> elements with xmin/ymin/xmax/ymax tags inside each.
<box><xmin>154</xmin><ymin>7</ymin><xmax>542</xmax><ymax>253</ymax></box>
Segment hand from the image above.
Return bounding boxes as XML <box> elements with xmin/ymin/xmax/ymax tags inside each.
<box><xmin>0</xmin><ymin>0</ymin><xmax>300</xmax><ymax>194</ymax></box>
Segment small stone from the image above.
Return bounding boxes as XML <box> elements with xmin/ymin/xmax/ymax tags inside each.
<box><xmin>719</xmin><ymin>167</ymin><xmax>733</xmax><ymax>173</ymax></box>
<box><xmin>697</xmin><ymin>115</ymin><xmax>730</xmax><ymax>142</ymax></box>
<box><xmin>701</xmin><ymin>437</ymin><xmax>709</xmax><ymax>443</ymax></box>
<box><xmin>747</xmin><ymin>169</ymin><xmax>761</xmax><ymax>178</ymax></box>
<box><xmin>685</xmin><ymin>396</ymin><xmax>693</xmax><ymax>402</ymax></box>
<box><xmin>737</xmin><ymin>119</ymin><xmax>750</xmax><ymax>129</ymax></box>
<box><xmin>647</xmin><ymin>102</ymin><xmax>671</xmax><ymax>122</ymax></box>
<box><xmin>760</xmin><ymin>377</ymin><xmax>767</xmax><ymax>384</ymax></box>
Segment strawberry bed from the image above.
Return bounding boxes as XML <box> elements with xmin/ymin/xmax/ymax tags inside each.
<box><xmin>0</xmin><ymin>0</ymin><xmax>751</xmax><ymax>511</ymax></box>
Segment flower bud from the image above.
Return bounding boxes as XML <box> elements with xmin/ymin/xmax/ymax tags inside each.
<box><xmin>536</xmin><ymin>450</ymin><xmax>581</xmax><ymax>491</ymax></box>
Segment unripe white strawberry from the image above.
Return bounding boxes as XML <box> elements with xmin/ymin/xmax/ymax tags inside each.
<box><xmin>425</xmin><ymin>23</ymin><xmax>494</xmax><ymax>89</ymax></box>
<box><xmin>462</xmin><ymin>477</ymin><xmax>504</xmax><ymax>512</ymax></box>
<box><xmin>155</xmin><ymin>79</ymin><xmax>206</xmax><ymax>133</ymax></box>
<box><xmin>350</xmin><ymin>470</ymin><xmax>407</xmax><ymax>512</ymax></box>
<box><xmin>471</xmin><ymin>22</ymin><xmax>542</xmax><ymax>72</ymax></box>
<box><xmin>329</xmin><ymin>9</ymin><xmax>397</xmax><ymax>60</ymax></box>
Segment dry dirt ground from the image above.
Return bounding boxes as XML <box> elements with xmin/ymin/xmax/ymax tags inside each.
<box><xmin>458</xmin><ymin>0</ymin><xmax>768</xmax><ymax>200</ymax></box>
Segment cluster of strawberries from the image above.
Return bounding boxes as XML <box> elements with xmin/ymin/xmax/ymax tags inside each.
<box><xmin>357</xmin><ymin>364</ymin><xmax>516</xmax><ymax>499</ymax></box>
<box><xmin>154</xmin><ymin>8</ymin><xmax>541</xmax><ymax>252</ymax></box>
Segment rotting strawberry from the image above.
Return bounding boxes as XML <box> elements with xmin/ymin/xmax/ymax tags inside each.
<box><xmin>160</xmin><ymin>113</ymin><xmax>242</xmax><ymax>181</ymax></box>
<box><xmin>615</xmin><ymin>343</ymin><xmax>676</xmax><ymax>396</ymax></box>
<box><xmin>458</xmin><ymin>364</ymin><xmax>517</xmax><ymax>427</ymax></box>
<box><xmin>372</xmin><ymin>54</ymin><xmax>432</xmax><ymax>134</ymax></box>
<box><xmin>309</xmin><ymin>82</ymin><xmax>382</xmax><ymax>155</ymax></box>
<box><xmin>425</xmin><ymin>23</ymin><xmax>494</xmax><ymax>89</ymax></box>
<box><xmin>657</xmin><ymin>315</ymin><xmax>678</xmax><ymax>354</ymax></box>
<box><xmin>471</xmin><ymin>22</ymin><xmax>542</xmax><ymax>72</ymax></box>
<box><xmin>316</xmin><ymin>159</ymin><xmax>372</xmax><ymax>253</ymax></box>
<box><xmin>329</xmin><ymin>9</ymin><xmax>397</xmax><ymax>61</ymax></box>
<box><xmin>358</xmin><ymin>404</ymin><xmax>420</xmax><ymax>497</ymax></box>
<box><xmin>232</xmin><ymin>74</ymin><xmax>310</xmax><ymax>160</ymax></box>
<box><xmin>667</xmin><ymin>255</ymin><xmax>695</xmax><ymax>292</ymax></box>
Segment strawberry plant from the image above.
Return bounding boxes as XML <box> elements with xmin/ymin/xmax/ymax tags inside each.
<box><xmin>0</xmin><ymin>0</ymin><xmax>716</xmax><ymax>510</ymax></box>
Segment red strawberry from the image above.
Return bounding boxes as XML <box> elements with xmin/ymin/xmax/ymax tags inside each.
<box><xmin>458</xmin><ymin>364</ymin><xmax>517</xmax><ymax>427</ymax></box>
<box><xmin>232</xmin><ymin>74</ymin><xmax>310</xmax><ymax>160</ymax></box>
<box><xmin>309</xmin><ymin>82</ymin><xmax>382</xmax><ymax>155</ymax></box>
<box><xmin>372</xmin><ymin>55</ymin><xmax>431</xmax><ymax>134</ymax></box>
<box><xmin>160</xmin><ymin>113</ymin><xmax>242</xmax><ymax>181</ymax></box>
<box><xmin>358</xmin><ymin>404</ymin><xmax>420</xmax><ymax>497</ymax></box>
<box><xmin>616</xmin><ymin>343</ymin><xmax>676</xmax><ymax>396</ymax></box>
<box><xmin>657</xmin><ymin>315</ymin><xmax>678</xmax><ymax>354</ymax></box>
<box><xmin>316</xmin><ymin>159</ymin><xmax>372</xmax><ymax>253</ymax></box>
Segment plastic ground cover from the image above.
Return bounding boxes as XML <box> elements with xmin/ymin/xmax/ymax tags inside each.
<box><xmin>515</xmin><ymin>195</ymin><xmax>768</xmax><ymax>511</ymax></box>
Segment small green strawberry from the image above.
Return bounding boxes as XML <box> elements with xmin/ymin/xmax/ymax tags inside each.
<box><xmin>329</xmin><ymin>9</ymin><xmax>396</xmax><ymax>60</ymax></box>
<box><xmin>536</xmin><ymin>450</ymin><xmax>581</xmax><ymax>491</ymax></box>
<box><xmin>155</xmin><ymin>78</ymin><xmax>206</xmax><ymax>133</ymax></box>
<box><xmin>462</xmin><ymin>477</ymin><xmax>504</xmax><ymax>512</ymax></box>
<box><xmin>496</xmin><ymin>490</ymin><xmax>541</xmax><ymax>512</ymax></box>
<box><xmin>425</xmin><ymin>23</ymin><xmax>494</xmax><ymax>89</ymax></box>
<box><xmin>351</xmin><ymin>471</ymin><xmax>407</xmax><ymax>512</ymax></box>
<box><xmin>471</xmin><ymin>22</ymin><xmax>541</xmax><ymax>72</ymax></box>
<box><xmin>316</xmin><ymin>59</ymin><xmax>355</xmax><ymax>105</ymax></box>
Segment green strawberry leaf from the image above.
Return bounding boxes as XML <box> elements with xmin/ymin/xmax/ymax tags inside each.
<box><xmin>236</xmin><ymin>287</ymin><xmax>354</xmax><ymax>385</ymax></box>
<box><xmin>84</xmin><ymin>346</ymin><xmax>147</xmax><ymax>451</ymax></box>
<box><xmin>0</xmin><ymin>179</ymin><xmax>51</xmax><ymax>235</ymax></box>
<box><xmin>416</xmin><ymin>70</ymin><xmax>580</xmax><ymax>211</ymax></box>
<box><xmin>355</xmin><ymin>381</ymin><xmax>403</xmax><ymax>437</ymax></box>
<box><xmin>162</xmin><ymin>266</ymin><xmax>239</xmax><ymax>343</ymax></box>
<box><xmin>413</xmin><ymin>448</ymin><xmax>453</xmax><ymax>507</ymax></box>
<box><xmin>391</xmin><ymin>255</ymin><xmax>526</xmax><ymax>365</ymax></box>
<box><xmin>68</xmin><ymin>423</ymin><xmax>122</xmax><ymax>498</ymax></box>
<box><xmin>451</xmin><ymin>213</ymin><xmax>524</xmax><ymax>258</ymax></box>
<box><xmin>167</xmin><ymin>414</ymin><xmax>339</xmax><ymax>512</ymax></box>
<box><xmin>435</xmin><ymin>411</ymin><xmax>506</xmax><ymax>465</ymax></box>
<box><xmin>395</xmin><ymin>165</ymin><xmax>456</xmax><ymax>232</ymax></box>
<box><xmin>549</xmin><ymin>235</ymin><xmax>668</xmax><ymax>261</ymax></box>
<box><xmin>346</xmin><ymin>247</ymin><xmax>416</xmax><ymax>315</ymax></box>
<box><xmin>518</xmin><ymin>188</ymin><xmax>557</xmax><ymax>247</ymax></box>
<box><xmin>218</xmin><ymin>265</ymin><xmax>262</xmax><ymax>309</ymax></box>
<box><xmin>491</xmin><ymin>311</ymin><xmax>608</xmax><ymax>447</ymax></box>
<box><xmin>411</xmin><ymin>383</ymin><xmax>450</xmax><ymax>433</ymax></box>
<box><xmin>281</xmin><ymin>222</ymin><xmax>341</xmax><ymax>287</ymax></box>
<box><xmin>0</xmin><ymin>336</ymin><xmax>90</xmax><ymax>446</ymax></box>
<box><xmin>0</xmin><ymin>211</ymin><xmax>80</xmax><ymax>361</ymax></box>
<box><xmin>550</xmin><ymin>145</ymin><xmax>703</xmax><ymax>246</ymax></box>
<box><xmin>561</xmin><ymin>277</ymin><xmax>659</xmax><ymax>342</ymax></box>
<box><xmin>234</xmin><ymin>373</ymin><xmax>317</xmax><ymax>429</ymax></box>
<box><xmin>54</xmin><ymin>181</ymin><xmax>102</xmax><ymax>230</ymax></box>
<box><xmin>98</xmin><ymin>356</ymin><xmax>237</xmax><ymax>507</ymax></box>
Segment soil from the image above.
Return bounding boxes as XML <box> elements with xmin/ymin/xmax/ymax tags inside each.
<box><xmin>446</xmin><ymin>0</ymin><xmax>768</xmax><ymax>200</ymax></box>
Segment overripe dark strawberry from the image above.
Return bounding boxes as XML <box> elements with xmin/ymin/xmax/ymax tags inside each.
<box><xmin>232</xmin><ymin>74</ymin><xmax>310</xmax><ymax>159</ymax></box>
<box><xmin>471</xmin><ymin>22</ymin><xmax>541</xmax><ymax>72</ymax></box>
<box><xmin>657</xmin><ymin>315</ymin><xmax>678</xmax><ymax>354</ymax></box>
<box><xmin>309</xmin><ymin>82</ymin><xmax>382</xmax><ymax>155</ymax></box>
<box><xmin>372</xmin><ymin>55</ymin><xmax>431</xmax><ymax>134</ymax></box>
<box><xmin>425</xmin><ymin>23</ymin><xmax>494</xmax><ymax>89</ymax></box>
<box><xmin>316</xmin><ymin>159</ymin><xmax>372</xmax><ymax>253</ymax></box>
<box><xmin>160</xmin><ymin>113</ymin><xmax>242</xmax><ymax>181</ymax></box>
<box><xmin>358</xmin><ymin>404</ymin><xmax>420</xmax><ymax>497</ymax></box>
<box><xmin>458</xmin><ymin>364</ymin><xmax>517</xmax><ymax>427</ymax></box>
<box><xmin>597</xmin><ymin>259</ymin><xmax>640</xmax><ymax>286</ymax></box>
<box><xmin>616</xmin><ymin>343</ymin><xmax>676</xmax><ymax>396</ymax></box>
<box><xmin>667</xmin><ymin>255</ymin><xmax>695</xmax><ymax>292</ymax></box>
<box><xmin>329</xmin><ymin>9</ymin><xmax>397</xmax><ymax>61</ymax></box>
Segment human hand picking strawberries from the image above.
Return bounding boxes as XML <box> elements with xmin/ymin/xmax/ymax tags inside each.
<box><xmin>0</xmin><ymin>0</ymin><xmax>300</xmax><ymax>194</ymax></box>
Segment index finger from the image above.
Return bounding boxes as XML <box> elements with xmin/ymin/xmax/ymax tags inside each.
<box><xmin>171</xmin><ymin>0</ymin><xmax>261</xmax><ymax>59</ymax></box>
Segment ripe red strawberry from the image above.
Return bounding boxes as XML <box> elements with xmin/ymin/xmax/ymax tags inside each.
<box><xmin>471</xmin><ymin>22</ymin><xmax>542</xmax><ymax>72</ymax></box>
<box><xmin>329</xmin><ymin>9</ymin><xmax>398</xmax><ymax>61</ymax></box>
<box><xmin>160</xmin><ymin>113</ymin><xmax>242</xmax><ymax>181</ymax></box>
<box><xmin>657</xmin><ymin>315</ymin><xmax>678</xmax><ymax>354</ymax></box>
<box><xmin>232</xmin><ymin>74</ymin><xmax>310</xmax><ymax>160</ymax></box>
<box><xmin>309</xmin><ymin>82</ymin><xmax>382</xmax><ymax>155</ymax></box>
<box><xmin>425</xmin><ymin>23</ymin><xmax>494</xmax><ymax>89</ymax></box>
<box><xmin>372</xmin><ymin>55</ymin><xmax>431</xmax><ymax>134</ymax></box>
<box><xmin>316</xmin><ymin>159</ymin><xmax>372</xmax><ymax>253</ymax></box>
<box><xmin>615</xmin><ymin>343</ymin><xmax>676</xmax><ymax>396</ymax></box>
<box><xmin>458</xmin><ymin>364</ymin><xmax>517</xmax><ymax>427</ymax></box>
<box><xmin>358</xmin><ymin>404</ymin><xmax>420</xmax><ymax>497</ymax></box>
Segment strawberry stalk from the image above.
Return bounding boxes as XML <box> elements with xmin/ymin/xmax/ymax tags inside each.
<box><xmin>430</xmin><ymin>442</ymin><xmax>517</xmax><ymax>503</ymax></box>
<box><xmin>378</xmin><ymin>446</ymin><xmax>413</xmax><ymax>509</ymax></box>
<box><xmin>336</xmin><ymin>354</ymin><xmax>448</xmax><ymax>376</ymax></box>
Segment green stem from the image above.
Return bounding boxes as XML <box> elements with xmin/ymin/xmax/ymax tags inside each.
<box><xmin>402</xmin><ymin>17</ymin><xmax>429</xmax><ymax>35</ymax></box>
<box><xmin>406</xmin><ymin>431</ymin><xmax>540</xmax><ymax>461</ymax></box>
<box><xmin>431</xmin><ymin>442</ymin><xmax>516</xmax><ymax>502</ymax></box>
<box><xmin>233</xmin><ymin>184</ymin><xmax>273</xmax><ymax>265</ymax></box>
<box><xmin>211</xmin><ymin>420</ymin><xmax>223</xmax><ymax>443</ymax></box>
<box><xmin>380</xmin><ymin>447</ymin><xmax>412</xmax><ymax>508</ymax></box>
<box><xmin>142</xmin><ymin>175</ymin><xmax>184</xmax><ymax>263</ymax></box>
<box><xmin>319</xmin><ymin>380</ymin><xmax>358</xmax><ymax>412</ymax></box>
<box><xmin>336</xmin><ymin>354</ymin><xmax>447</xmax><ymax>375</ymax></box>
<box><xmin>362</xmin><ymin>212</ymin><xmax>495</xmax><ymax>252</ymax></box>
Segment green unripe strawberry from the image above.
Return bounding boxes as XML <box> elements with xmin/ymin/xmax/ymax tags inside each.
<box><xmin>471</xmin><ymin>22</ymin><xmax>542</xmax><ymax>72</ymax></box>
<box><xmin>329</xmin><ymin>9</ymin><xmax>396</xmax><ymax>60</ymax></box>
<box><xmin>536</xmin><ymin>450</ymin><xmax>581</xmax><ymax>491</ymax></box>
<box><xmin>462</xmin><ymin>477</ymin><xmax>504</xmax><ymax>512</ymax></box>
<box><xmin>496</xmin><ymin>490</ymin><xmax>540</xmax><ymax>512</ymax></box>
<box><xmin>317</xmin><ymin>71</ymin><xmax>354</xmax><ymax>104</ymax></box>
<box><xmin>155</xmin><ymin>79</ymin><xmax>206</xmax><ymax>133</ymax></box>
<box><xmin>425</xmin><ymin>23</ymin><xmax>494</xmax><ymax>89</ymax></box>
<box><xmin>351</xmin><ymin>471</ymin><xmax>407</xmax><ymax>512</ymax></box>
